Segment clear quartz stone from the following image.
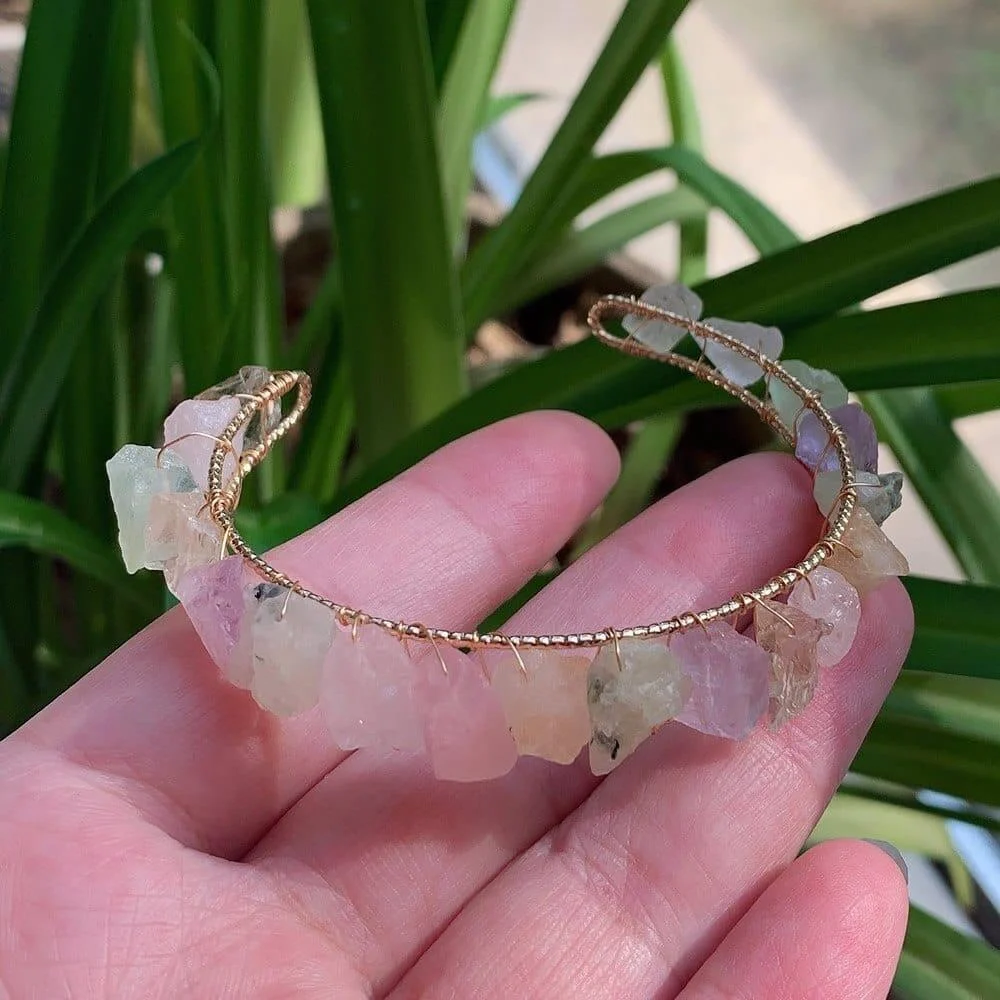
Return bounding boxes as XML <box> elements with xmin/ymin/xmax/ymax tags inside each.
<box><xmin>417</xmin><ymin>645</ymin><xmax>518</xmax><ymax>781</ymax></box>
<box><xmin>244</xmin><ymin>583</ymin><xmax>333</xmax><ymax>717</ymax></box>
<box><xmin>106</xmin><ymin>444</ymin><xmax>198</xmax><ymax>573</ymax></box>
<box><xmin>787</xmin><ymin>567</ymin><xmax>861</xmax><ymax>668</ymax></box>
<box><xmin>754</xmin><ymin>602</ymin><xmax>827</xmax><ymax>728</ymax></box>
<box><xmin>824</xmin><ymin>506</ymin><xmax>909</xmax><ymax>595</ymax></box>
<box><xmin>813</xmin><ymin>469</ymin><xmax>903</xmax><ymax>526</ymax></box>
<box><xmin>622</xmin><ymin>282</ymin><xmax>703</xmax><ymax>354</ymax></box>
<box><xmin>489</xmin><ymin>649</ymin><xmax>591</xmax><ymax>764</ymax></box>
<box><xmin>162</xmin><ymin>397</ymin><xmax>247</xmax><ymax>492</ymax></box>
<box><xmin>795</xmin><ymin>402</ymin><xmax>878</xmax><ymax>474</ymax></box>
<box><xmin>174</xmin><ymin>556</ymin><xmax>251</xmax><ymax>688</ymax></box>
<box><xmin>587</xmin><ymin>638</ymin><xmax>691</xmax><ymax>775</ymax></box>
<box><xmin>768</xmin><ymin>360</ymin><xmax>849</xmax><ymax>429</ymax></box>
<box><xmin>320</xmin><ymin>625</ymin><xmax>425</xmax><ymax>752</ymax></box>
<box><xmin>672</xmin><ymin>621</ymin><xmax>771</xmax><ymax>739</ymax></box>
<box><xmin>196</xmin><ymin>365</ymin><xmax>280</xmax><ymax>450</ymax></box>
<box><xmin>699</xmin><ymin>318</ymin><xmax>783</xmax><ymax>387</ymax></box>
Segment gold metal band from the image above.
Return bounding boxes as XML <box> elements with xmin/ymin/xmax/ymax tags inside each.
<box><xmin>204</xmin><ymin>295</ymin><xmax>857</xmax><ymax>651</ymax></box>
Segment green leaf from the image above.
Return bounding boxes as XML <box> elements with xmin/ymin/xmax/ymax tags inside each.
<box><xmin>146</xmin><ymin>1</ymin><xmax>231</xmax><ymax>391</ymax></box>
<box><xmin>480</xmin><ymin>92</ymin><xmax>544</xmax><ymax>131</ymax></box>
<box><xmin>264</xmin><ymin>0</ymin><xmax>326</xmax><ymax>208</ymax></box>
<box><xmin>660</xmin><ymin>38</ymin><xmax>706</xmax><ymax>285</ymax></box>
<box><xmin>905</xmin><ymin>577</ymin><xmax>1000</xmax><ymax>681</ymax></box>
<box><xmin>307</xmin><ymin>0</ymin><xmax>465</xmax><ymax>468</ymax></box>
<box><xmin>0</xmin><ymin>492</ymin><xmax>145</xmax><ymax>604</ymax></box>
<box><xmin>0</xmin><ymin>0</ymin><xmax>120</xmax><ymax>364</ymax></box>
<box><xmin>510</xmin><ymin>188</ymin><xmax>706</xmax><ymax>309</ymax></box>
<box><xmin>934</xmin><ymin>379</ymin><xmax>1000</xmax><ymax>419</ymax></box>
<box><xmin>856</xmin><ymin>674</ymin><xmax>1000</xmax><ymax>806</ymax></box>
<box><xmin>866</xmin><ymin>389</ymin><xmax>1000</xmax><ymax>584</ymax></box>
<box><xmin>425</xmin><ymin>0</ymin><xmax>473</xmax><ymax>91</ymax></box>
<box><xmin>894</xmin><ymin>906</ymin><xmax>1000</xmax><ymax>1000</ymax></box>
<box><xmin>463</xmin><ymin>0</ymin><xmax>692</xmax><ymax>328</ymax></box>
<box><xmin>439</xmin><ymin>0</ymin><xmax>516</xmax><ymax>243</ymax></box>
<box><xmin>0</xmin><ymin>137</ymin><xmax>206</xmax><ymax>490</ymax></box>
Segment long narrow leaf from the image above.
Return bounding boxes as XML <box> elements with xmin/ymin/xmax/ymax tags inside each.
<box><xmin>0</xmin><ymin>138</ymin><xmax>206</xmax><ymax>490</ymax></box>
<box><xmin>439</xmin><ymin>0</ymin><xmax>516</xmax><ymax>243</ymax></box>
<box><xmin>307</xmin><ymin>0</ymin><xmax>465</xmax><ymax>467</ymax></box>
<box><xmin>463</xmin><ymin>0</ymin><xmax>692</xmax><ymax>327</ymax></box>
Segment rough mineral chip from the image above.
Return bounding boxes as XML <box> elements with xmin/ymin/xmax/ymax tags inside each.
<box><xmin>174</xmin><ymin>556</ymin><xmax>251</xmax><ymax>689</ymax></box>
<box><xmin>671</xmin><ymin>621</ymin><xmax>770</xmax><ymax>739</ymax></box>
<box><xmin>754</xmin><ymin>601</ymin><xmax>827</xmax><ymax>728</ymax></box>
<box><xmin>813</xmin><ymin>469</ymin><xmax>903</xmax><ymax>526</ymax></box>
<box><xmin>320</xmin><ymin>624</ymin><xmax>425</xmax><ymax>753</ymax></box>
<box><xmin>587</xmin><ymin>637</ymin><xmax>691</xmax><ymax>775</ymax></box>
<box><xmin>107</xmin><ymin>444</ymin><xmax>198</xmax><ymax>573</ymax></box>
<box><xmin>489</xmin><ymin>648</ymin><xmax>591</xmax><ymax>764</ymax></box>
<box><xmin>245</xmin><ymin>583</ymin><xmax>333</xmax><ymax>717</ymax></box>
<box><xmin>824</xmin><ymin>506</ymin><xmax>909</xmax><ymax>595</ymax></box>
<box><xmin>768</xmin><ymin>359</ymin><xmax>849</xmax><ymax>429</ymax></box>
<box><xmin>162</xmin><ymin>397</ymin><xmax>247</xmax><ymax>492</ymax></box>
<box><xmin>787</xmin><ymin>567</ymin><xmax>861</xmax><ymax>668</ymax></box>
<box><xmin>699</xmin><ymin>318</ymin><xmax>784</xmax><ymax>387</ymax></box>
<box><xmin>417</xmin><ymin>645</ymin><xmax>518</xmax><ymax>781</ymax></box>
<box><xmin>145</xmin><ymin>491</ymin><xmax>222</xmax><ymax>594</ymax></box>
<box><xmin>795</xmin><ymin>402</ymin><xmax>878</xmax><ymax>474</ymax></box>
<box><xmin>622</xmin><ymin>282</ymin><xmax>703</xmax><ymax>354</ymax></box>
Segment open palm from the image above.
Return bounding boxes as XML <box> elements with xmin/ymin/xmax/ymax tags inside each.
<box><xmin>0</xmin><ymin>414</ymin><xmax>912</xmax><ymax>999</ymax></box>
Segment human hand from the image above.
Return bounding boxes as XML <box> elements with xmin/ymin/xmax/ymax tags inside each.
<box><xmin>0</xmin><ymin>413</ymin><xmax>912</xmax><ymax>998</ymax></box>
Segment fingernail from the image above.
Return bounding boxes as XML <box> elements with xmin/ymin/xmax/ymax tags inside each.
<box><xmin>862</xmin><ymin>839</ymin><xmax>909</xmax><ymax>884</ymax></box>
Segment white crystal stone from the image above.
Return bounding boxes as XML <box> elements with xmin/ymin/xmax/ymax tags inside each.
<box><xmin>162</xmin><ymin>397</ymin><xmax>246</xmax><ymax>492</ymax></box>
<box><xmin>788</xmin><ymin>567</ymin><xmax>861</xmax><ymax>668</ymax></box>
<box><xmin>417</xmin><ymin>646</ymin><xmax>518</xmax><ymax>781</ymax></box>
<box><xmin>672</xmin><ymin>621</ymin><xmax>770</xmax><ymax>739</ymax></box>
<box><xmin>489</xmin><ymin>649</ymin><xmax>591</xmax><ymax>764</ymax></box>
<box><xmin>145</xmin><ymin>491</ymin><xmax>222</xmax><ymax>594</ymax></box>
<box><xmin>244</xmin><ymin>583</ymin><xmax>333</xmax><ymax>717</ymax></box>
<box><xmin>587</xmin><ymin>638</ymin><xmax>691</xmax><ymax>775</ymax></box>
<box><xmin>768</xmin><ymin>359</ymin><xmax>849</xmax><ymax>429</ymax></box>
<box><xmin>622</xmin><ymin>282</ymin><xmax>703</xmax><ymax>354</ymax></box>
<box><xmin>813</xmin><ymin>469</ymin><xmax>903</xmax><ymax>526</ymax></box>
<box><xmin>320</xmin><ymin>624</ymin><xmax>425</xmax><ymax>752</ymax></box>
<box><xmin>107</xmin><ymin>444</ymin><xmax>198</xmax><ymax>573</ymax></box>
<box><xmin>196</xmin><ymin>366</ymin><xmax>279</xmax><ymax>449</ymax></box>
<box><xmin>700</xmin><ymin>318</ymin><xmax>784</xmax><ymax>387</ymax></box>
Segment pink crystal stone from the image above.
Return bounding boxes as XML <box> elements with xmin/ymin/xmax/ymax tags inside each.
<box><xmin>754</xmin><ymin>602</ymin><xmax>827</xmax><ymax>728</ymax></box>
<box><xmin>671</xmin><ymin>621</ymin><xmax>770</xmax><ymax>739</ymax></box>
<box><xmin>825</xmin><ymin>506</ymin><xmax>909</xmax><ymax>595</ymax></box>
<box><xmin>795</xmin><ymin>403</ymin><xmax>878</xmax><ymax>474</ymax></box>
<box><xmin>174</xmin><ymin>556</ymin><xmax>251</xmax><ymax>688</ymax></box>
<box><xmin>417</xmin><ymin>646</ymin><xmax>517</xmax><ymax>781</ymax></box>
<box><xmin>489</xmin><ymin>649</ymin><xmax>591</xmax><ymax>764</ymax></box>
<box><xmin>162</xmin><ymin>397</ymin><xmax>247</xmax><ymax>492</ymax></box>
<box><xmin>320</xmin><ymin>624</ymin><xmax>424</xmax><ymax>752</ymax></box>
<box><xmin>787</xmin><ymin>567</ymin><xmax>861</xmax><ymax>668</ymax></box>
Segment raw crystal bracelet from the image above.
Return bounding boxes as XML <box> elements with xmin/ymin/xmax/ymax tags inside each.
<box><xmin>107</xmin><ymin>283</ymin><xmax>908</xmax><ymax>781</ymax></box>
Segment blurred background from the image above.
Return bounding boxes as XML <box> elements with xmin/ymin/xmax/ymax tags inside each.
<box><xmin>0</xmin><ymin>2</ymin><xmax>998</xmax><ymax>993</ymax></box>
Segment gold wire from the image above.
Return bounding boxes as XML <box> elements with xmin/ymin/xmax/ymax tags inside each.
<box><xmin>608</xmin><ymin>627</ymin><xmax>625</xmax><ymax>672</ymax></box>
<box><xmin>159</xmin><ymin>432</ymin><xmax>237</xmax><ymax>468</ymax></box>
<box><xmin>202</xmin><ymin>296</ymin><xmax>862</xmax><ymax>653</ymax></box>
<box><xmin>506</xmin><ymin>637</ymin><xmax>529</xmax><ymax>679</ymax></box>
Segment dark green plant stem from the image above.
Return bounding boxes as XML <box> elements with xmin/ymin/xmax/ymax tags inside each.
<box><xmin>146</xmin><ymin>0</ymin><xmax>231</xmax><ymax>391</ymax></box>
<box><xmin>307</xmin><ymin>0</ymin><xmax>465</xmax><ymax>468</ymax></box>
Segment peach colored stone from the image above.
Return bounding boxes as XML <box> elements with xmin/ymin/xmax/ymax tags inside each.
<box><xmin>754</xmin><ymin>602</ymin><xmax>826</xmax><ymax>728</ymax></box>
<box><xmin>788</xmin><ymin>567</ymin><xmax>861</xmax><ymax>668</ymax></box>
<box><xmin>489</xmin><ymin>649</ymin><xmax>591</xmax><ymax>764</ymax></box>
<box><xmin>145</xmin><ymin>492</ymin><xmax>221</xmax><ymax>594</ymax></box>
<box><xmin>824</xmin><ymin>507</ymin><xmax>909</xmax><ymax>595</ymax></box>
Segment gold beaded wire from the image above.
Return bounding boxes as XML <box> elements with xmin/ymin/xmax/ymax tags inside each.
<box><xmin>204</xmin><ymin>294</ymin><xmax>858</xmax><ymax>652</ymax></box>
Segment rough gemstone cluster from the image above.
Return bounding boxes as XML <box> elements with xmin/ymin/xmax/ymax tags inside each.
<box><xmin>107</xmin><ymin>286</ymin><xmax>909</xmax><ymax>782</ymax></box>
